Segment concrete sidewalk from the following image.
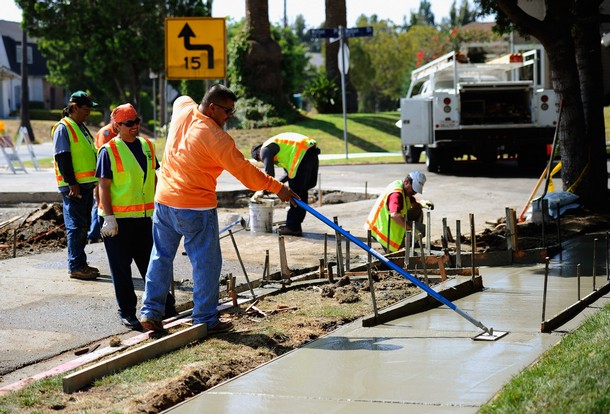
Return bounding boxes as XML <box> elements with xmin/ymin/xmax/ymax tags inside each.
<box><xmin>168</xmin><ymin>249</ymin><xmax>610</xmax><ymax>413</ymax></box>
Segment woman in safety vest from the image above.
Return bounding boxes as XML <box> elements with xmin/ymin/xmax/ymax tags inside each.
<box><xmin>95</xmin><ymin>104</ymin><xmax>176</xmax><ymax>330</ymax></box>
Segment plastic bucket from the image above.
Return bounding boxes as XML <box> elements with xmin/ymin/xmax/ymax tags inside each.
<box><xmin>249</xmin><ymin>200</ymin><xmax>274</xmax><ymax>233</ymax></box>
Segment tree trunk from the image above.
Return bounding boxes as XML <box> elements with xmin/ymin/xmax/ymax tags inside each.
<box><xmin>244</xmin><ymin>0</ymin><xmax>285</xmax><ymax>101</ymax></box>
<box><xmin>496</xmin><ymin>1</ymin><xmax>609</xmax><ymax>212</ymax></box>
<box><xmin>325</xmin><ymin>0</ymin><xmax>358</xmax><ymax>112</ymax></box>
<box><xmin>20</xmin><ymin>23</ymin><xmax>35</xmax><ymax>142</ymax></box>
<box><xmin>573</xmin><ymin>0</ymin><xmax>608</xmax><ymax>211</ymax></box>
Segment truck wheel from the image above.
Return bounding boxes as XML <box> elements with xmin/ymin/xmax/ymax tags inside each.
<box><xmin>425</xmin><ymin>148</ymin><xmax>440</xmax><ymax>172</ymax></box>
<box><xmin>403</xmin><ymin>146</ymin><xmax>423</xmax><ymax>164</ymax></box>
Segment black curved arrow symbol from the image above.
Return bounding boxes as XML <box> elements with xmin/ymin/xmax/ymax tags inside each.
<box><xmin>178</xmin><ymin>23</ymin><xmax>214</xmax><ymax>69</ymax></box>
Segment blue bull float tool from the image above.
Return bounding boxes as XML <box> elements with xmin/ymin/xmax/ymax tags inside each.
<box><xmin>294</xmin><ymin>198</ymin><xmax>508</xmax><ymax>341</ymax></box>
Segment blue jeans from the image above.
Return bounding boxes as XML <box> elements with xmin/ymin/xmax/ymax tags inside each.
<box><xmin>61</xmin><ymin>185</ymin><xmax>94</xmax><ymax>272</ymax></box>
<box><xmin>141</xmin><ymin>203</ymin><xmax>222</xmax><ymax>327</ymax></box>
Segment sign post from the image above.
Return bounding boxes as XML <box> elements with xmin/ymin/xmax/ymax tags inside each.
<box><xmin>165</xmin><ymin>17</ymin><xmax>226</xmax><ymax>80</ymax></box>
<box><xmin>310</xmin><ymin>26</ymin><xmax>373</xmax><ymax>159</ymax></box>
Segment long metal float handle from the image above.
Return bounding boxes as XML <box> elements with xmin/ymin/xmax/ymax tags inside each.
<box><xmin>294</xmin><ymin>198</ymin><xmax>491</xmax><ymax>334</ymax></box>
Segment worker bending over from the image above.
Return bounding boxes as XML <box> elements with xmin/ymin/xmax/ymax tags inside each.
<box><xmin>251</xmin><ymin>132</ymin><xmax>319</xmax><ymax>236</ymax></box>
<box><xmin>364</xmin><ymin>171</ymin><xmax>428</xmax><ymax>252</ymax></box>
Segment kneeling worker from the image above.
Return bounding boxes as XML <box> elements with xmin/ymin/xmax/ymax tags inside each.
<box><xmin>251</xmin><ymin>132</ymin><xmax>319</xmax><ymax>236</ymax></box>
<box><xmin>364</xmin><ymin>171</ymin><xmax>428</xmax><ymax>253</ymax></box>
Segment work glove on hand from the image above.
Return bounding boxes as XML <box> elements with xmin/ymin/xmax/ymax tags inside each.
<box><xmin>420</xmin><ymin>199</ymin><xmax>434</xmax><ymax>210</ymax></box>
<box><xmin>250</xmin><ymin>190</ymin><xmax>266</xmax><ymax>203</ymax></box>
<box><xmin>100</xmin><ymin>215</ymin><xmax>118</xmax><ymax>238</ymax></box>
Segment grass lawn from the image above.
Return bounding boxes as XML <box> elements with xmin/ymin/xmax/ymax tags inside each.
<box><xmin>479</xmin><ymin>301</ymin><xmax>610</xmax><ymax>413</ymax></box>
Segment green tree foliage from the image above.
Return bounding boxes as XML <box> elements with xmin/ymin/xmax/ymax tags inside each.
<box><xmin>16</xmin><ymin>0</ymin><xmax>210</xmax><ymax>116</ymax></box>
<box><xmin>445</xmin><ymin>0</ymin><xmax>478</xmax><ymax>28</ymax></box>
<box><xmin>409</xmin><ymin>0</ymin><xmax>435</xmax><ymax>27</ymax></box>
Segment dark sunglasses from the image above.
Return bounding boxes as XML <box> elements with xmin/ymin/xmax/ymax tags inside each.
<box><xmin>120</xmin><ymin>117</ymin><xmax>141</xmax><ymax>127</ymax></box>
<box><xmin>212</xmin><ymin>102</ymin><xmax>236</xmax><ymax>115</ymax></box>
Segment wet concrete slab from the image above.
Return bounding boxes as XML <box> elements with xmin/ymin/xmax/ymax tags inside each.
<box><xmin>167</xmin><ymin>261</ymin><xmax>610</xmax><ymax>414</ymax></box>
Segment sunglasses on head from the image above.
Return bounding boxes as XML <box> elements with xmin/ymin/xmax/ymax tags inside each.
<box><xmin>120</xmin><ymin>117</ymin><xmax>141</xmax><ymax>127</ymax></box>
<box><xmin>212</xmin><ymin>102</ymin><xmax>236</xmax><ymax>115</ymax></box>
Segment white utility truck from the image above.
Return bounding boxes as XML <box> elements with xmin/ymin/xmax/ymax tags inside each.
<box><xmin>399</xmin><ymin>49</ymin><xmax>559</xmax><ymax>172</ymax></box>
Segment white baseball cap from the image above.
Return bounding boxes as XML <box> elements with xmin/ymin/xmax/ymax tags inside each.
<box><xmin>408</xmin><ymin>171</ymin><xmax>426</xmax><ymax>194</ymax></box>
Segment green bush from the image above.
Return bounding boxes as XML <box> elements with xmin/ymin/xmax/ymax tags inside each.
<box><xmin>303</xmin><ymin>74</ymin><xmax>339</xmax><ymax>114</ymax></box>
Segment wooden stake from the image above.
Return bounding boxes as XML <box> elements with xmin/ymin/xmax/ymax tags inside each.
<box><xmin>278</xmin><ymin>236</ymin><xmax>290</xmax><ymax>281</ymax></box>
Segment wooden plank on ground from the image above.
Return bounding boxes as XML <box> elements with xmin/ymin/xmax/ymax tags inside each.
<box><xmin>62</xmin><ymin>324</ymin><xmax>206</xmax><ymax>394</ymax></box>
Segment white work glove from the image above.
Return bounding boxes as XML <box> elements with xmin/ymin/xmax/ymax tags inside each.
<box><xmin>101</xmin><ymin>215</ymin><xmax>118</xmax><ymax>238</ymax></box>
<box><xmin>250</xmin><ymin>190</ymin><xmax>265</xmax><ymax>203</ymax></box>
<box><xmin>420</xmin><ymin>199</ymin><xmax>434</xmax><ymax>210</ymax></box>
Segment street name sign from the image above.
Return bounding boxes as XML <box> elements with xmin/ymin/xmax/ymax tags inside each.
<box><xmin>165</xmin><ymin>17</ymin><xmax>226</xmax><ymax>80</ymax></box>
<box><xmin>345</xmin><ymin>26</ymin><xmax>373</xmax><ymax>38</ymax></box>
<box><xmin>309</xmin><ymin>28</ymin><xmax>339</xmax><ymax>39</ymax></box>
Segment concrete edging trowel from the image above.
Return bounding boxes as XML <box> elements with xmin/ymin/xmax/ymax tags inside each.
<box><xmin>294</xmin><ymin>198</ymin><xmax>508</xmax><ymax>341</ymax></box>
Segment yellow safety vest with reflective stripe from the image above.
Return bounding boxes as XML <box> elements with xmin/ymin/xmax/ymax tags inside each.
<box><xmin>263</xmin><ymin>132</ymin><xmax>317</xmax><ymax>179</ymax></box>
<box><xmin>99</xmin><ymin>137</ymin><xmax>155</xmax><ymax>218</ymax></box>
<box><xmin>52</xmin><ymin>117</ymin><xmax>98</xmax><ymax>187</ymax></box>
<box><xmin>364</xmin><ymin>180</ymin><xmax>410</xmax><ymax>252</ymax></box>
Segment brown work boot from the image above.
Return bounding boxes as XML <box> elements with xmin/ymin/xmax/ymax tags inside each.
<box><xmin>141</xmin><ymin>317</ymin><xmax>165</xmax><ymax>333</ymax></box>
<box><xmin>69</xmin><ymin>266</ymin><xmax>98</xmax><ymax>280</ymax></box>
<box><xmin>86</xmin><ymin>265</ymin><xmax>100</xmax><ymax>275</ymax></box>
<box><xmin>207</xmin><ymin>320</ymin><xmax>234</xmax><ymax>335</ymax></box>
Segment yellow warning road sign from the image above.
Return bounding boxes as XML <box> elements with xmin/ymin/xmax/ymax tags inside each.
<box><xmin>165</xmin><ymin>17</ymin><xmax>226</xmax><ymax>80</ymax></box>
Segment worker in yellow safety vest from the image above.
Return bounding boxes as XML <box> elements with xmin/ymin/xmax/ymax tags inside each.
<box><xmin>95</xmin><ymin>103</ymin><xmax>177</xmax><ymax>330</ymax></box>
<box><xmin>251</xmin><ymin>132</ymin><xmax>319</xmax><ymax>236</ymax></box>
<box><xmin>364</xmin><ymin>171</ymin><xmax>428</xmax><ymax>252</ymax></box>
<box><xmin>52</xmin><ymin>90</ymin><xmax>100</xmax><ymax>280</ymax></box>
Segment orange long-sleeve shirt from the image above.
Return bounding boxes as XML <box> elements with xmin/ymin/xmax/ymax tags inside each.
<box><xmin>156</xmin><ymin>96</ymin><xmax>282</xmax><ymax>209</ymax></box>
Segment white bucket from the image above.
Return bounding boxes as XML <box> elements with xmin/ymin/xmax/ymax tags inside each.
<box><xmin>249</xmin><ymin>200</ymin><xmax>274</xmax><ymax>233</ymax></box>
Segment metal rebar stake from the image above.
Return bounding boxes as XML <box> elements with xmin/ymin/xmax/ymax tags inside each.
<box><xmin>404</xmin><ymin>231</ymin><xmax>411</xmax><ymax>269</ymax></box>
<box><xmin>229</xmin><ymin>229</ymin><xmax>256</xmax><ymax>298</ymax></box>
<box><xmin>470</xmin><ymin>213</ymin><xmax>476</xmax><ymax>283</ymax></box>
<box><xmin>456</xmin><ymin>220</ymin><xmax>462</xmax><ymax>268</ymax></box>
<box><xmin>606</xmin><ymin>232</ymin><xmax>610</xmax><ymax>280</ymax></box>
<box><xmin>542</xmin><ymin>257</ymin><xmax>550</xmax><ymax>322</ymax></box>
<box><xmin>345</xmin><ymin>231</ymin><xmax>350</xmax><ymax>271</ymax></box>
<box><xmin>367</xmin><ymin>230</ymin><xmax>378</xmax><ymax>319</ymax></box>
<box><xmin>577</xmin><ymin>263</ymin><xmax>581</xmax><ymax>301</ymax></box>
<box><xmin>426</xmin><ymin>210</ymin><xmax>431</xmax><ymax>256</ymax></box>
<box><xmin>333</xmin><ymin>217</ymin><xmax>344</xmax><ymax>278</ymax></box>
<box><xmin>593</xmin><ymin>238</ymin><xmax>598</xmax><ymax>291</ymax></box>
<box><xmin>556</xmin><ymin>209</ymin><xmax>562</xmax><ymax>261</ymax></box>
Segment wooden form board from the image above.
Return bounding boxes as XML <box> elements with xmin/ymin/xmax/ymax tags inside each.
<box><xmin>62</xmin><ymin>324</ymin><xmax>206</xmax><ymax>394</ymax></box>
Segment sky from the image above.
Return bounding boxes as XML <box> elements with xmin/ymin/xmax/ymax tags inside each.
<box><xmin>1</xmin><ymin>0</ymin><xmax>475</xmax><ymax>27</ymax></box>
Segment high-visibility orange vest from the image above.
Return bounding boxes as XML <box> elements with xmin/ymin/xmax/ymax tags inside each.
<box><xmin>98</xmin><ymin>137</ymin><xmax>155</xmax><ymax>218</ymax></box>
<box><xmin>263</xmin><ymin>132</ymin><xmax>316</xmax><ymax>178</ymax></box>
<box><xmin>52</xmin><ymin>117</ymin><xmax>98</xmax><ymax>187</ymax></box>
<box><xmin>364</xmin><ymin>180</ymin><xmax>410</xmax><ymax>252</ymax></box>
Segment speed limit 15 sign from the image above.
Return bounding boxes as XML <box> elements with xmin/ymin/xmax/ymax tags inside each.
<box><xmin>165</xmin><ymin>17</ymin><xmax>226</xmax><ymax>80</ymax></box>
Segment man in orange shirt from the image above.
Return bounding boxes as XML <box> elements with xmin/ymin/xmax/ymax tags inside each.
<box><xmin>140</xmin><ymin>84</ymin><xmax>298</xmax><ymax>334</ymax></box>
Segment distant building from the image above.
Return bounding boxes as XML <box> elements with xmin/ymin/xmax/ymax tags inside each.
<box><xmin>0</xmin><ymin>20</ymin><xmax>66</xmax><ymax>118</ymax></box>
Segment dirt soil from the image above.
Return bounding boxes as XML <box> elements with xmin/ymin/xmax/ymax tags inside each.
<box><xmin>1</xmin><ymin>202</ymin><xmax>610</xmax><ymax>413</ymax></box>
